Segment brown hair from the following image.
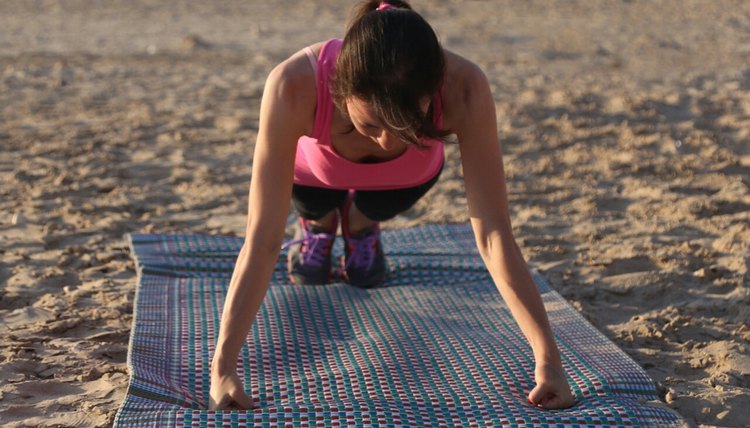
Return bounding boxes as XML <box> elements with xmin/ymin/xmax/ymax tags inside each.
<box><xmin>331</xmin><ymin>1</ymin><xmax>450</xmax><ymax>145</ymax></box>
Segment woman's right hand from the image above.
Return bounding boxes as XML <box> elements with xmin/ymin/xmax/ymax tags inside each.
<box><xmin>209</xmin><ymin>370</ymin><xmax>254</xmax><ymax>410</ymax></box>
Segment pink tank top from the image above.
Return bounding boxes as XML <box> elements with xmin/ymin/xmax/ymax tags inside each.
<box><xmin>293</xmin><ymin>39</ymin><xmax>445</xmax><ymax>191</ymax></box>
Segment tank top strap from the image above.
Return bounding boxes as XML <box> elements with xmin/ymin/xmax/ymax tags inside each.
<box><xmin>432</xmin><ymin>82</ymin><xmax>445</xmax><ymax>129</ymax></box>
<box><xmin>310</xmin><ymin>39</ymin><xmax>343</xmax><ymax>140</ymax></box>
<box><xmin>303</xmin><ymin>46</ymin><xmax>317</xmax><ymax>80</ymax></box>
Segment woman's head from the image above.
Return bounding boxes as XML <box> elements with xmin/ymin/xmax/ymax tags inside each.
<box><xmin>332</xmin><ymin>1</ymin><xmax>448</xmax><ymax>145</ymax></box>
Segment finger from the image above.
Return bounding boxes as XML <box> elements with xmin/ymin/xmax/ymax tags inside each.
<box><xmin>209</xmin><ymin>394</ymin><xmax>232</xmax><ymax>410</ymax></box>
<box><xmin>232</xmin><ymin>390</ymin><xmax>254</xmax><ymax>409</ymax></box>
<box><xmin>208</xmin><ymin>396</ymin><xmax>217</xmax><ymax>411</ymax></box>
<box><xmin>542</xmin><ymin>392</ymin><xmax>576</xmax><ymax>410</ymax></box>
<box><xmin>530</xmin><ymin>388</ymin><xmax>562</xmax><ymax>409</ymax></box>
<box><xmin>541</xmin><ymin>394</ymin><xmax>566</xmax><ymax>409</ymax></box>
<box><xmin>556</xmin><ymin>394</ymin><xmax>577</xmax><ymax>409</ymax></box>
<box><xmin>527</xmin><ymin>385</ymin><xmax>548</xmax><ymax>405</ymax></box>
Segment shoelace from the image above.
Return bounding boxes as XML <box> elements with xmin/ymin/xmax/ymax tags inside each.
<box><xmin>345</xmin><ymin>231</ymin><xmax>379</xmax><ymax>271</ymax></box>
<box><xmin>282</xmin><ymin>230</ymin><xmax>334</xmax><ymax>267</ymax></box>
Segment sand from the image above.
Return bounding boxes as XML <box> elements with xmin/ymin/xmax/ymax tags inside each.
<box><xmin>1</xmin><ymin>1</ymin><xmax>748</xmax><ymax>426</ymax></box>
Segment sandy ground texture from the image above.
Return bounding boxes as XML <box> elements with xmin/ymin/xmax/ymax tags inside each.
<box><xmin>1</xmin><ymin>1</ymin><xmax>749</xmax><ymax>426</ymax></box>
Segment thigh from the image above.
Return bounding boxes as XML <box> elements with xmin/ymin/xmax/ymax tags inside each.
<box><xmin>354</xmin><ymin>163</ymin><xmax>443</xmax><ymax>221</ymax></box>
<box><xmin>291</xmin><ymin>184</ymin><xmax>348</xmax><ymax>220</ymax></box>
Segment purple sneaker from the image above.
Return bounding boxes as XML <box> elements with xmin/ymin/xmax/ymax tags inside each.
<box><xmin>284</xmin><ymin>216</ymin><xmax>337</xmax><ymax>285</ymax></box>
<box><xmin>341</xmin><ymin>199</ymin><xmax>386</xmax><ymax>288</ymax></box>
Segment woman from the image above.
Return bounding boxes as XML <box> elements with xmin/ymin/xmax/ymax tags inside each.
<box><xmin>210</xmin><ymin>0</ymin><xmax>575</xmax><ymax>411</ymax></box>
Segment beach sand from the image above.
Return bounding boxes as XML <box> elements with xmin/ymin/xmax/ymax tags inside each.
<box><xmin>1</xmin><ymin>1</ymin><xmax>748</xmax><ymax>426</ymax></box>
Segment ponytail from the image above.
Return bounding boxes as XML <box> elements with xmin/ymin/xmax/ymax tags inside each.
<box><xmin>346</xmin><ymin>0</ymin><xmax>414</xmax><ymax>31</ymax></box>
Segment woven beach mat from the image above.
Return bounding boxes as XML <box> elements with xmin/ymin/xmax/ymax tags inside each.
<box><xmin>115</xmin><ymin>223</ymin><xmax>684</xmax><ymax>427</ymax></box>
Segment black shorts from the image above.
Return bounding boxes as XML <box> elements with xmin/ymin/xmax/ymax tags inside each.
<box><xmin>291</xmin><ymin>162</ymin><xmax>443</xmax><ymax>222</ymax></box>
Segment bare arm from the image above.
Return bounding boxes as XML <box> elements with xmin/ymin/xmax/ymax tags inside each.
<box><xmin>209</xmin><ymin>51</ymin><xmax>315</xmax><ymax>410</ymax></box>
<box><xmin>448</xmin><ymin>56</ymin><xmax>575</xmax><ymax>409</ymax></box>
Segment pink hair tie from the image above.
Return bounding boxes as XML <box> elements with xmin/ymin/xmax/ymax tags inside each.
<box><xmin>376</xmin><ymin>2</ymin><xmax>395</xmax><ymax>11</ymax></box>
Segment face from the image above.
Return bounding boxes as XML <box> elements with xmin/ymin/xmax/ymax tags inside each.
<box><xmin>345</xmin><ymin>97</ymin><xmax>401</xmax><ymax>151</ymax></box>
<box><xmin>345</xmin><ymin>97</ymin><xmax>431</xmax><ymax>151</ymax></box>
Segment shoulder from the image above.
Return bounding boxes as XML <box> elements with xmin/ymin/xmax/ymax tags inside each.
<box><xmin>443</xmin><ymin>50</ymin><xmax>489</xmax><ymax>91</ymax></box>
<box><xmin>266</xmin><ymin>41</ymin><xmax>330</xmax><ymax>91</ymax></box>
<box><xmin>262</xmin><ymin>42</ymin><xmax>326</xmax><ymax>132</ymax></box>
<box><xmin>265</xmin><ymin>44</ymin><xmax>319</xmax><ymax>106</ymax></box>
<box><xmin>440</xmin><ymin>50</ymin><xmax>493</xmax><ymax>130</ymax></box>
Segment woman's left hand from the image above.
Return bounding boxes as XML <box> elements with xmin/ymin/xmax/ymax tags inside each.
<box><xmin>528</xmin><ymin>362</ymin><xmax>576</xmax><ymax>409</ymax></box>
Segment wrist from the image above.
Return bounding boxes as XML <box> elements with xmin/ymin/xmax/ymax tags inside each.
<box><xmin>210</xmin><ymin>350</ymin><xmax>238</xmax><ymax>377</ymax></box>
<box><xmin>531</xmin><ymin>339</ymin><xmax>562</xmax><ymax>367</ymax></box>
<box><xmin>534</xmin><ymin>354</ymin><xmax>565</xmax><ymax>379</ymax></box>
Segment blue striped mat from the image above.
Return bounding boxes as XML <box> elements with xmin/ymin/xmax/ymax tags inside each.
<box><xmin>115</xmin><ymin>224</ymin><xmax>684</xmax><ymax>427</ymax></box>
